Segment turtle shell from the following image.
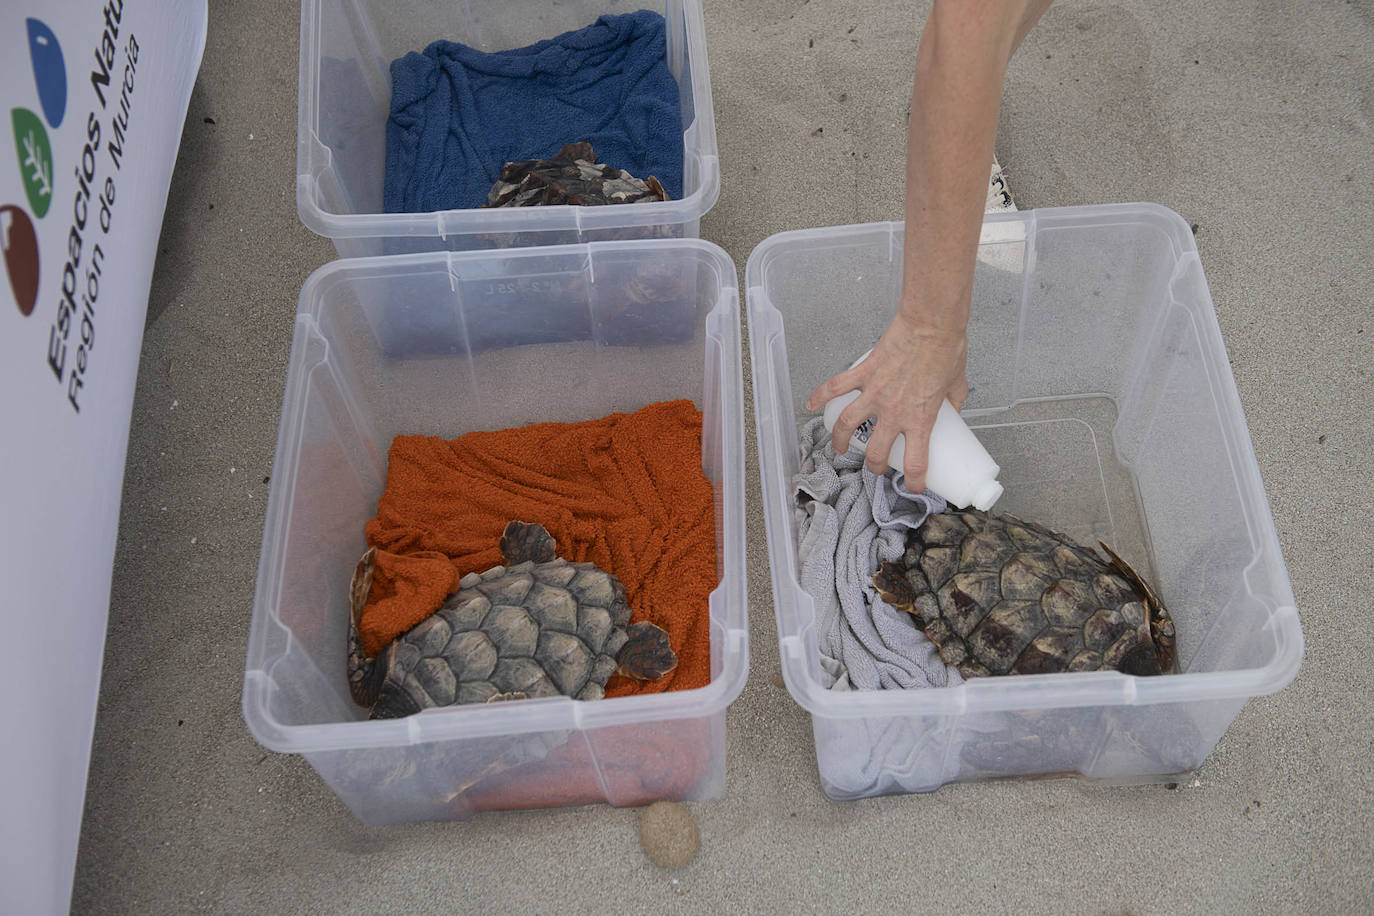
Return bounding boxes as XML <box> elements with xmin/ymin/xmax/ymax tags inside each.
<box><xmin>476</xmin><ymin>141</ymin><xmax>680</xmax><ymax>271</ymax></box>
<box><xmin>359</xmin><ymin>558</ymin><xmax>632</xmax><ymax>718</ymax></box>
<box><xmin>348</xmin><ymin>522</ymin><xmax>678</xmax><ymax>719</ymax></box>
<box><xmin>483</xmin><ymin>141</ymin><xmax>669</xmax><ymax>209</ymax></box>
<box><xmin>873</xmin><ymin>509</ymin><xmax>1176</xmax><ymax>678</ymax></box>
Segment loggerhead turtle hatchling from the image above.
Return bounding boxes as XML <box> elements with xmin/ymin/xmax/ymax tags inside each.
<box><xmin>483</xmin><ymin>141</ymin><xmax>670</xmax><ymax>209</ymax></box>
<box><xmin>476</xmin><ymin>141</ymin><xmax>691</xmax><ymax>344</ymax></box>
<box><xmin>873</xmin><ymin>508</ymin><xmax>1176</xmax><ymax>678</ymax></box>
<box><xmin>348</xmin><ymin>521</ymin><xmax>678</xmax><ymax>719</ymax></box>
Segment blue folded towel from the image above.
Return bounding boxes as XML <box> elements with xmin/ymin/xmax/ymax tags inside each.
<box><xmin>384</xmin><ymin>10</ymin><xmax>683</xmax><ymax>213</ymax></box>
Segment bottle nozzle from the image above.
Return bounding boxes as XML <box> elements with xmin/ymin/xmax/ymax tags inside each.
<box><xmin>970</xmin><ymin>479</ymin><xmax>1004</xmax><ymax>511</ymax></box>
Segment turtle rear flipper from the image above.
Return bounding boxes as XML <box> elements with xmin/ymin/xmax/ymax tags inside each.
<box><xmin>370</xmin><ymin>684</ymin><xmax>422</xmax><ymax>720</ymax></box>
<box><xmin>500</xmin><ymin>521</ymin><xmax>557</xmax><ymax>565</ymax></box>
<box><xmin>615</xmin><ymin>621</ymin><xmax>678</xmax><ymax>681</ymax></box>
<box><xmin>347</xmin><ymin>547</ymin><xmax>388</xmax><ymax>708</ymax></box>
<box><xmin>645</xmin><ymin>175</ymin><xmax>670</xmax><ymax>201</ymax></box>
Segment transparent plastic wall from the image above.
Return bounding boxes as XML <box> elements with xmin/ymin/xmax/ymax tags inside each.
<box><xmin>298</xmin><ymin>0</ymin><xmax>719</xmax><ymax>257</ymax></box>
<box><xmin>746</xmin><ymin>205</ymin><xmax>1302</xmax><ymax>798</ymax></box>
<box><xmin>245</xmin><ymin>239</ymin><xmax>747</xmax><ymax>822</ymax></box>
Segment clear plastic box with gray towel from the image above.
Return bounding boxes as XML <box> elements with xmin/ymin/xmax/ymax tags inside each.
<box><xmin>746</xmin><ymin>204</ymin><xmax>1305</xmax><ymax>798</ymax></box>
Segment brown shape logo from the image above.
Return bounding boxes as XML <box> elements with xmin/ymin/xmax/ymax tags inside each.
<box><xmin>2</xmin><ymin>204</ymin><xmax>40</xmax><ymax>316</ymax></box>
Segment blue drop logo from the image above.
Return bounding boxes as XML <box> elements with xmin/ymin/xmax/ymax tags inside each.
<box><xmin>26</xmin><ymin>18</ymin><xmax>66</xmax><ymax>129</ymax></box>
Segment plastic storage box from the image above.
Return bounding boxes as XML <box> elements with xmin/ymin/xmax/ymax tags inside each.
<box><xmin>243</xmin><ymin>238</ymin><xmax>747</xmax><ymax>824</ymax></box>
<box><xmin>296</xmin><ymin>0</ymin><xmax>720</xmax><ymax>259</ymax></box>
<box><xmin>746</xmin><ymin>204</ymin><xmax>1304</xmax><ymax>799</ymax></box>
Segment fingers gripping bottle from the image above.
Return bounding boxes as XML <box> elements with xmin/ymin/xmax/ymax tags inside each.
<box><xmin>821</xmin><ymin>350</ymin><xmax>1004</xmax><ymax>510</ymax></box>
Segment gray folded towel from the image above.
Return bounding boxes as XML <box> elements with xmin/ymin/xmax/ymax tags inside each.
<box><xmin>793</xmin><ymin>416</ymin><xmax>963</xmax><ymax>691</ymax></box>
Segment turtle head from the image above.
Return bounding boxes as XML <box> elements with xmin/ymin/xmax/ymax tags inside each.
<box><xmin>554</xmin><ymin>141</ymin><xmax>596</xmax><ymax>163</ymax></box>
<box><xmin>500</xmin><ymin>521</ymin><xmax>557</xmax><ymax>565</ymax></box>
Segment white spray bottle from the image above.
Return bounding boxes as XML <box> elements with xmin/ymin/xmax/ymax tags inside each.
<box><xmin>821</xmin><ymin>349</ymin><xmax>1004</xmax><ymax>510</ymax></box>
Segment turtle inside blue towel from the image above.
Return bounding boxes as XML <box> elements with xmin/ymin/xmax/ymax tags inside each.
<box><xmin>384</xmin><ymin>10</ymin><xmax>684</xmax><ymax>213</ymax></box>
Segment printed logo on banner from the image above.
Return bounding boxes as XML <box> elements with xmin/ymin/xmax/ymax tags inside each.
<box><xmin>7</xmin><ymin>1</ymin><xmax>139</xmax><ymax>413</ymax></box>
<box><xmin>4</xmin><ymin>18</ymin><xmax>66</xmax><ymax>318</ymax></box>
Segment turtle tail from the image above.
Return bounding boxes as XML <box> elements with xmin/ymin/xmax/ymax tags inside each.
<box><xmin>347</xmin><ymin>547</ymin><xmax>387</xmax><ymax>708</ymax></box>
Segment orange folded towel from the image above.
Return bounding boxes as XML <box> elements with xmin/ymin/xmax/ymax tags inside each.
<box><xmin>360</xmin><ymin>398</ymin><xmax>715</xmax><ymax>697</ymax></box>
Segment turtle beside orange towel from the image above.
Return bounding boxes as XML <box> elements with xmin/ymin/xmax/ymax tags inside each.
<box><xmin>358</xmin><ymin>398</ymin><xmax>715</xmax><ymax>700</ymax></box>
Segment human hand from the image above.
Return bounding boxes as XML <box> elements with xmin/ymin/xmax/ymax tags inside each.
<box><xmin>803</xmin><ymin>313</ymin><xmax>969</xmax><ymax>491</ymax></box>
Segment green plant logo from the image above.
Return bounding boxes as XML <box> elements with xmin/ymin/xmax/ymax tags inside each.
<box><xmin>11</xmin><ymin>108</ymin><xmax>53</xmax><ymax>219</ymax></box>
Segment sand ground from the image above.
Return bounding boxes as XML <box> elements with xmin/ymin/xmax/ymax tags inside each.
<box><xmin>72</xmin><ymin>1</ymin><xmax>1372</xmax><ymax>912</ymax></box>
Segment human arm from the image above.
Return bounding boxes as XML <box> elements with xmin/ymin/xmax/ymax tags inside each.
<box><xmin>804</xmin><ymin>0</ymin><xmax>1052</xmax><ymax>488</ymax></box>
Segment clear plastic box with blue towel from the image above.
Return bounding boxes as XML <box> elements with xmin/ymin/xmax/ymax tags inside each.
<box><xmin>296</xmin><ymin>0</ymin><xmax>719</xmax><ymax>258</ymax></box>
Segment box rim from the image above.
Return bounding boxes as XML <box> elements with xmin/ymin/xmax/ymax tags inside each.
<box><xmin>243</xmin><ymin>237</ymin><xmax>749</xmax><ymax>753</ymax></box>
<box><xmin>745</xmin><ymin>203</ymin><xmax>1304</xmax><ymax>722</ymax></box>
<box><xmin>294</xmin><ymin>0</ymin><xmax>721</xmax><ymax>240</ymax></box>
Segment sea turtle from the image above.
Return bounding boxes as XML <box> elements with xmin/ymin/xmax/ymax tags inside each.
<box><xmin>348</xmin><ymin>521</ymin><xmax>678</xmax><ymax>719</ymax></box>
<box><xmin>873</xmin><ymin>508</ymin><xmax>1176</xmax><ymax>678</ymax></box>
<box><xmin>483</xmin><ymin>141</ymin><xmax>670</xmax><ymax>209</ymax></box>
<box><xmin>476</xmin><ymin>141</ymin><xmax>692</xmax><ymax>346</ymax></box>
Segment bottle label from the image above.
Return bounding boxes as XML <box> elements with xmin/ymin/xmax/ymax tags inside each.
<box><xmin>851</xmin><ymin>416</ymin><xmax>874</xmax><ymax>445</ymax></box>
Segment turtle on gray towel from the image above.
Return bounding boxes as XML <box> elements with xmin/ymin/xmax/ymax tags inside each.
<box><xmin>873</xmin><ymin>508</ymin><xmax>1176</xmax><ymax>678</ymax></box>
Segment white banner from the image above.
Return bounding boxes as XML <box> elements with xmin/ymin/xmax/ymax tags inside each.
<box><xmin>0</xmin><ymin>1</ymin><xmax>207</xmax><ymax>911</ymax></box>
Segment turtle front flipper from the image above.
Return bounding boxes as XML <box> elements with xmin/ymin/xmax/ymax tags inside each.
<box><xmin>615</xmin><ymin>621</ymin><xmax>678</xmax><ymax>681</ymax></box>
<box><xmin>873</xmin><ymin>559</ymin><xmax>919</xmax><ymax>613</ymax></box>
<box><xmin>500</xmin><ymin>521</ymin><xmax>557</xmax><ymax>565</ymax></box>
<box><xmin>347</xmin><ymin>547</ymin><xmax>388</xmax><ymax>708</ymax></box>
<box><xmin>1098</xmin><ymin>541</ymin><xmax>1177</xmax><ymax>674</ymax></box>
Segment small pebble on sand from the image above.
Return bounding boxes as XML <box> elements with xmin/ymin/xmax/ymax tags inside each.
<box><xmin>639</xmin><ymin>801</ymin><xmax>699</xmax><ymax>868</ymax></box>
